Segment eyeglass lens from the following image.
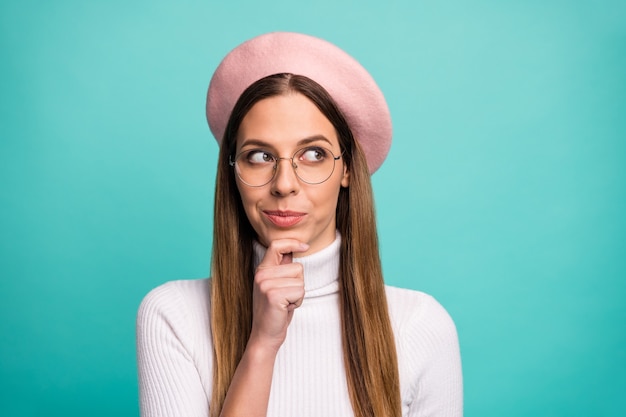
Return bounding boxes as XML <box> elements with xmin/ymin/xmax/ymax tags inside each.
<box><xmin>234</xmin><ymin>146</ymin><xmax>338</xmax><ymax>186</ymax></box>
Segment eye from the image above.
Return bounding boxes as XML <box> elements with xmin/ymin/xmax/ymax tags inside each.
<box><xmin>299</xmin><ymin>147</ymin><xmax>328</xmax><ymax>163</ymax></box>
<box><xmin>244</xmin><ymin>150</ymin><xmax>274</xmax><ymax>164</ymax></box>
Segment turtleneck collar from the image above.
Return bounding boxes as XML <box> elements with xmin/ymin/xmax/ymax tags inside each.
<box><xmin>253</xmin><ymin>232</ymin><xmax>341</xmax><ymax>298</ymax></box>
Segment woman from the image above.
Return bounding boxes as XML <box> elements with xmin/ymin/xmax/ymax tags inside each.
<box><xmin>137</xmin><ymin>32</ymin><xmax>462</xmax><ymax>417</ymax></box>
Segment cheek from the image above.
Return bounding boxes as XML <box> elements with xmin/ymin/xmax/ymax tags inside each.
<box><xmin>317</xmin><ymin>180</ymin><xmax>343</xmax><ymax>213</ymax></box>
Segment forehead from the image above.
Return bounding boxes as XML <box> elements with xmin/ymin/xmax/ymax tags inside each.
<box><xmin>236</xmin><ymin>93</ymin><xmax>339</xmax><ymax>151</ymax></box>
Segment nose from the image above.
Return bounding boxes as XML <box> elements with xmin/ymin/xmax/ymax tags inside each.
<box><xmin>270</xmin><ymin>157</ymin><xmax>299</xmax><ymax>196</ymax></box>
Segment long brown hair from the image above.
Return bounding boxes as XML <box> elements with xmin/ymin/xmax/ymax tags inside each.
<box><xmin>210</xmin><ymin>73</ymin><xmax>400</xmax><ymax>417</ymax></box>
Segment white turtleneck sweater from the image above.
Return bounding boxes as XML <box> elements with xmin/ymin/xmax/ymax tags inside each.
<box><xmin>136</xmin><ymin>235</ymin><xmax>463</xmax><ymax>416</ymax></box>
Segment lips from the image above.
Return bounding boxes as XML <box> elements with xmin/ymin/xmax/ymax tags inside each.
<box><xmin>263</xmin><ymin>210</ymin><xmax>306</xmax><ymax>228</ymax></box>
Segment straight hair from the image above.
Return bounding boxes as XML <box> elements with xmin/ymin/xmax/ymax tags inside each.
<box><xmin>210</xmin><ymin>73</ymin><xmax>401</xmax><ymax>417</ymax></box>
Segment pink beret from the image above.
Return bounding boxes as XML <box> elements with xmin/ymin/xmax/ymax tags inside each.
<box><xmin>206</xmin><ymin>32</ymin><xmax>392</xmax><ymax>174</ymax></box>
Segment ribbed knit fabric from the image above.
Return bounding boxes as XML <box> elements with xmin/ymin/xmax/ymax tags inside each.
<box><xmin>136</xmin><ymin>234</ymin><xmax>463</xmax><ymax>417</ymax></box>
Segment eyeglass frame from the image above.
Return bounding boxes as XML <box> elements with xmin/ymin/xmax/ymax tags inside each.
<box><xmin>229</xmin><ymin>146</ymin><xmax>343</xmax><ymax>187</ymax></box>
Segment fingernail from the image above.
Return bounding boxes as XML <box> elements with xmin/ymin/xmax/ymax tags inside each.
<box><xmin>300</xmin><ymin>243</ymin><xmax>309</xmax><ymax>250</ymax></box>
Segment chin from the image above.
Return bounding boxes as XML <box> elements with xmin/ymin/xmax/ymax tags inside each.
<box><xmin>257</xmin><ymin>229</ymin><xmax>308</xmax><ymax>247</ymax></box>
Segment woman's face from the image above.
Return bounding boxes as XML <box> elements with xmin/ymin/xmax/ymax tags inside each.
<box><xmin>235</xmin><ymin>92</ymin><xmax>349</xmax><ymax>256</ymax></box>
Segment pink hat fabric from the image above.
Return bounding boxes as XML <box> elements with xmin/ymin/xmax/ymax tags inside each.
<box><xmin>206</xmin><ymin>32</ymin><xmax>391</xmax><ymax>174</ymax></box>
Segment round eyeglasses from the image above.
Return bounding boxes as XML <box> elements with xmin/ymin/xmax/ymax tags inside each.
<box><xmin>230</xmin><ymin>146</ymin><xmax>342</xmax><ymax>187</ymax></box>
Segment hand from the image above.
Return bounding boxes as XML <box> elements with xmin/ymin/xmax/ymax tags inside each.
<box><xmin>248</xmin><ymin>239</ymin><xmax>308</xmax><ymax>353</ymax></box>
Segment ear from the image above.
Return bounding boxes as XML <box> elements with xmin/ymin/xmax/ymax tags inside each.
<box><xmin>340</xmin><ymin>163</ymin><xmax>350</xmax><ymax>188</ymax></box>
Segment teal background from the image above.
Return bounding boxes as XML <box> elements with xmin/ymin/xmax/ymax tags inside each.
<box><xmin>1</xmin><ymin>0</ymin><xmax>624</xmax><ymax>416</ymax></box>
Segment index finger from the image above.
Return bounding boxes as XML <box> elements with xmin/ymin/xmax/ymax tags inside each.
<box><xmin>259</xmin><ymin>239</ymin><xmax>309</xmax><ymax>267</ymax></box>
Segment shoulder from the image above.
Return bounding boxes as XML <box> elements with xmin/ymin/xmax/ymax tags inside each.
<box><xmin>385</xmin><ymin>286</ymin><xmax>463</xmax><ymax>413</ymax></box>
<box><xmin>136</xmin><ymin>279</ymin><xmax>214</xmax><ymax>415</ymax></box>
<box><xmin>385</xmin><ymin>285</ymin><xmax>457</xmax><ymax>335</ymax></box>
<box><xmin>384</xmin><ymin>285</ymin><xmax>459</xmax><ymax>361</ymax></box>
<box><xmin>138</xmin><ymin>278</ymin><xmax>211</xmax><ymax>312</ymax></box>
<box><xmin>138</xmin><ymin>278</ymin><xmax>211</xmax><ymax>317</ymax></box>
<box><xmin>136</xmin><ymin>278</ymin><xmax>212</xmax><ymax>343</ymax></box>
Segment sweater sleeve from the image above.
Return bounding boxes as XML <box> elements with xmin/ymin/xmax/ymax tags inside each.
<box><xmin>402</xmin><ymin>294</ymin><xmax>463</xmax><ymax>417</ymax></box>
<box><xmin>136</xmin><ymin>281</ymin><xmax>210</xmax><ymax>417</ymax></box>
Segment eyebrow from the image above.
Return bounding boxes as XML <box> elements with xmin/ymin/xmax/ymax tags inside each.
<box><xmin>239</xmin><ymin>135</ymin><xmax>334</xmax><ymax>150</ymax></box>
